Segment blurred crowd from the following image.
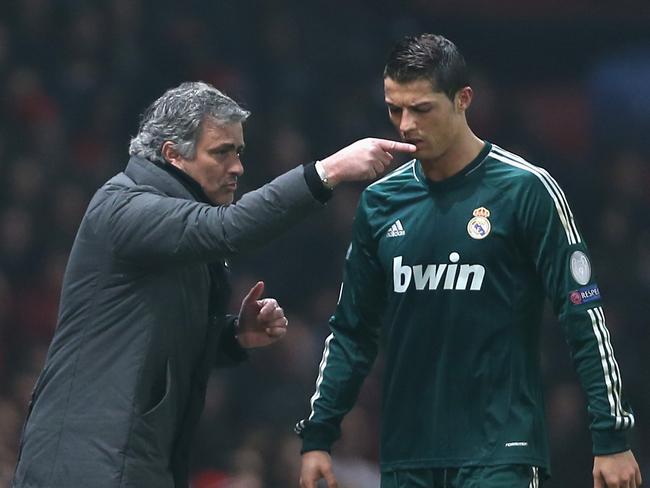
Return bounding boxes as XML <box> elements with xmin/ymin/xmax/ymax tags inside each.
<box><xmin>1</xmin><ymin>1</ymin><xmax>649</xmax><ymax>487</ymax></box>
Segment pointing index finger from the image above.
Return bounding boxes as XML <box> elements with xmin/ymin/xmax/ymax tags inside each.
<box><xmin>375</xmin><ymin>139</ymin><xmax>417</xmax><ymax>153</ymax></box>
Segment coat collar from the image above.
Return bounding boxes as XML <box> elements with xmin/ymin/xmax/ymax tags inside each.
<box><xmin>124</xmin><ymin>156</ymin><xmax>213</xmax><ymax>205</ymax></box>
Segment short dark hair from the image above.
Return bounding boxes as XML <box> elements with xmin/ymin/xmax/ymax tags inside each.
<box><xmin>384</xmin><ymin>34</ymin><xmax>470</xmax><ymax>101</ymax></box>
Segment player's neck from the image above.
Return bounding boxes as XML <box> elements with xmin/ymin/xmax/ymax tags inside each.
<box><xmin>421</xmin><ymin>130</ymin><xmax>484</xmax><ymax>182</ymax></box>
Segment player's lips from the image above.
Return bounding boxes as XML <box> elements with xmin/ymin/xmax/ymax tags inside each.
<box><xmin>405</xmin><ymin>138</ymin><xmax>425</xmax><ymax>147</ymax></box>
<box><xmin>403</xmin><ymin>134</ymin><xmax>423</xmax><ymax>144</ymax></box>
<box><xmin>224</xmin><ymin>182</ymin><xmax>238</xmax><ymax>191</ymax></box>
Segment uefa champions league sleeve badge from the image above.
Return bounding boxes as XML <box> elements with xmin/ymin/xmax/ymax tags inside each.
<box><xmin>570</xmin><ymin>250</ymin><xmax>591</xmax><ymax>285</ymax></box>
<box><xmin>467</xmin><ymin>207</ymin><xmax>491</xmax><ymax>240</ymax></box>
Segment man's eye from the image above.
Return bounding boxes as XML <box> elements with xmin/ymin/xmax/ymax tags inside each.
<box><xmin>388</xmin><ymin>106</ymin><xmax>401</xmax><ymax>114</ymax></box>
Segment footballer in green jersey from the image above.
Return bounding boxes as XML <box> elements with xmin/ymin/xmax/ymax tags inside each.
<box><xmin>297</xmin><ymin>34</ymin><xmax>641</xmax><ymax>488</ymax></box>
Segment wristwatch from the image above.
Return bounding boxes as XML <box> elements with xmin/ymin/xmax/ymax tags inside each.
<box><xmin>314</xmin><ymin>160</ymin><xmax>334</xmax><ymax>190</ymax></box>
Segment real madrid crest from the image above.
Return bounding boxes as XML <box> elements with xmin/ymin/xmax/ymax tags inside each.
<box><xmin>467</xmin><ymin>207</ymin><xmax>491</xmax><ymax>240</ymax></box>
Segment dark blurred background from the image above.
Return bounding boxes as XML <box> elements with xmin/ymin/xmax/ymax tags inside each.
<box><xmin>1</xmin><ymin>1</ymin><xmax>649</xmax><ymax>487</ymax></box>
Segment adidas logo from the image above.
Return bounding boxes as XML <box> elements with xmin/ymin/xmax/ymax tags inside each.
<box><xmin>386</xmin><ymin>219</ymin><xmax>406</xmax><ymax>237</ymax></box>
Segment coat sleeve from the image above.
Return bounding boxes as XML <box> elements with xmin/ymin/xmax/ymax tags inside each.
<box><xmin>107</xmin><ymin>166</ymin><xmax>323</xmax><ymax>264</ymax></box>
<box><xmin>296</xmin><ymin>193</ymin><xmax>385</xmax><ymax>452</ymax></box>
<box><xmin>517</xmin><ymin>169</ymin><xmax>634</xmax><ymax>455</ymax></box>
<box><xmin>213</xmin><ymin>315</ymin><xmax>248</xmax><ymax>367</ymax></box>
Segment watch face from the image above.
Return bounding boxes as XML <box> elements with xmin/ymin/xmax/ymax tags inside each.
<box><xmin>570</xmin><ymin>250</ymin><xmax>591</xmax><ymax>285</ymax></box>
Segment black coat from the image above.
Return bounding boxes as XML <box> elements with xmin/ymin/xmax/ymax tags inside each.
<box><xmin>13</xmin><ymin>156</ymin><xmax>324</xmax><ymax>487</ymax></box>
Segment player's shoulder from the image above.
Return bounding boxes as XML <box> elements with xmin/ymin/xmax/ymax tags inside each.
<box><xmin>486</xmin><ymin>144</ymin><xmax>575</xmax><ymax>217</ymax></box>
<box><xmin>486</xmin><ymin>144</ymin><xmax>561</xmax><ymax>191</ymax></box>
<box><xmin>487</xmin><ymin>144</ymin><xmax>540</xmax><ymax>179</ymax></box>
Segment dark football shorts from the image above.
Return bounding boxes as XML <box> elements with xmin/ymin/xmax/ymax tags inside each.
<box><xmin>381</xmin><ymin>465</ymin><xmax>543</xmax><ymax>488</ymax></box>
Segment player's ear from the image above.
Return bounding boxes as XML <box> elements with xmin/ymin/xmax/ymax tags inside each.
<box><xmin>455</xmin><ymin>86</ymin><xmax>473</xmax><ymax>112</ymax></box>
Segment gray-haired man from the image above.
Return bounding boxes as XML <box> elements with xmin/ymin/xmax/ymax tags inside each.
<box><xmin>12</xmin><ymin>81</ymin><xmax>415</xmax><ymax>488</ymax></box>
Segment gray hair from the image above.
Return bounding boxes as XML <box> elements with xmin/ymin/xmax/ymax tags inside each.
<box><xmin>129</xmin><ymin>81</ymin><xmax>250</xmax><ymax>164</ymax></box>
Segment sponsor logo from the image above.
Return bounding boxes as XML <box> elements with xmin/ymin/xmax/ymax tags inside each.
<box><xmin>569</xmin><ymin>283</ymin><xmax>601</xmax><ymax>305</ymax></box>
<box><xmin>393</xmin><ymin>252</ymin><xmax>485</xmax><ymax>292</ymax></box>
<box><xmin>386</xmin><ymin>219</ymin><xmax>406</xmax><ymax>238</ymax></box>
<box><xmin>505</xmin><ymin>441</ymin><xmax>529</xmax><ymax>448</ymax></box>
<box><xmin>467</xmin><ymin>207</ymin><xmax>491</xmax><ymax>240</ymax></box>
<box><xmin>570</xmin><ymin>250</ymin><xmax>591</xmax><ymax>285</ymax></box>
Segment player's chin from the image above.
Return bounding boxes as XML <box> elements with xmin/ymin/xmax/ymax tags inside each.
<box><xmin>419</xmin><ymin>147</ymin><xmax>442</xmax><ymax>160</ymax></box>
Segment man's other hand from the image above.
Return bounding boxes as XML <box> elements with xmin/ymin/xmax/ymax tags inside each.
<box><xmin>236</xmin><ymin>281</ymin><xmax>288</xmax><ymax>348</ymax></box>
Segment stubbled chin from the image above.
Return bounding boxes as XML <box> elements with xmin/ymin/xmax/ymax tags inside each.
<box><xmin>206</xmin><ymin>191</ymin><xmax>232</xmax><ymax>206</ymax></box>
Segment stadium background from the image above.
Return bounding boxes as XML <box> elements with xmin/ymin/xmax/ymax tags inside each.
<box><xmin>0</xmin><ymin>0</ymin><xmax>648</xmax><ymax>486</ymax></box>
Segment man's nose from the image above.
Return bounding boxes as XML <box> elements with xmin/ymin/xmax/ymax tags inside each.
<box><xmin>400</xmin><ymin>110</ymin><xmax>416</xmax><ymax>133</ymax></box>
<box><xmin>231</xmin><ymin>156</ymin><xmax>244</xmax><ymax>176</ymax></box>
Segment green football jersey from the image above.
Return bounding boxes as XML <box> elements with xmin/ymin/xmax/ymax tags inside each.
<box><xmin>296</xmin><ymin>142</ymin><xmax>634</xmax><ymax>475</ymax></box>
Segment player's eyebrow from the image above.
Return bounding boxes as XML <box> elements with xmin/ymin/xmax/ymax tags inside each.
<box><xmin>385</xmin><ymin>100</ymin><xmax>436</xmax><ymax>110</ymax></box>
<box><xmin>409</xmin><ymin>102</ymin><xmax>434</xmax><ymax>111</ymax></box>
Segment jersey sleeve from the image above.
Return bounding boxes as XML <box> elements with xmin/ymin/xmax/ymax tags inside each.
<box><xmin>518</xmin><ymin>169</ymin><xmax>634</xmax><ymax>455</ymax></box>
<box><xmin>295</xmin><ymin>193</ymin><xmax>385</xmax><ymax>453</ymax></box>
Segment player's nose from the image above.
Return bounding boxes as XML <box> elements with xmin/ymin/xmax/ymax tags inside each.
<box><xmin>399</xmin><ymin>111</ymin><xmax>416</xmax><ymax>133</ymax></box>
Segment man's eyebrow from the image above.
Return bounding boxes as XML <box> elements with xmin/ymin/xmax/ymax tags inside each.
<box><xmin>385</xmin><ymin>101</ymin><xmax>435</xmax><ymax>108</ymax></box>
<box><xmin>208</xmin><ymin>143</ymin><xmax>236</xmax><ymax>152</ymax></box>
<box><xmin>407</xmin><ymin>101</ymin><xmax>435</xmax><ymax>110</ymax></box>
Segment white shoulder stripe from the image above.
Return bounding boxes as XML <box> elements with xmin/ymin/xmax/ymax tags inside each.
<box><xmin>489</xmin><ymin>147</ymin><xmax>580</xmax><ymax>245</ymax></box>
<box><xmin>308</xmin><ymin>333</ymin><xmax>335</xmax><ymax>420</ymax></box>
<box><xmin>368</xmin><ymin>160</ymin><xmax>416</xmax><ymax>188</ymax></box>
<box><xmin>492</xmin><ymin>145</ymin><xmax>581</xmax><ymax>242</ymax></box>
<box><xmin>490</xmin><ymin>151</ymin><xmax>575</xmax><ymax>244</ymax></box>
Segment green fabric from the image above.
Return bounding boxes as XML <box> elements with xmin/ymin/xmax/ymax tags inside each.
<box><xmin>298</xmin><ymin>142</ymin><xmax>634</xmax><ymax>474</ymax></box>
<box><xmin>380</xmin><ymin>465</ymin><xmax>542</xmax><ymax>488</ymax></box>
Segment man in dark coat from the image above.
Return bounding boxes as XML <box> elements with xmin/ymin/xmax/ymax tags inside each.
<box><xmin>12</xmin><ymin>81</ymin><xmax>414</xmax><ymax>488</ymax></box>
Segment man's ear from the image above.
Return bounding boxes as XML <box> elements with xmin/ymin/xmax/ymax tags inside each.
<box><xmin>161</xmin><ymin>141</ymin><xmax>184</xmax><ymax>169</ymax></box>
<box><xmin>455</xmin><ymin>86</ymin><xmax>473</xmax><ymax>112</ymax></box>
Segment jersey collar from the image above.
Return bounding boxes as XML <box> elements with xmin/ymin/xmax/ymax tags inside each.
<box><xmin>415</xmin><ymin>141</ymin><xmax>492</xmax><ymax>192</ymax></box>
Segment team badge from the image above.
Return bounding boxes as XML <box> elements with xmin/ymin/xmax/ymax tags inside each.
<box><xmin>467</xmin><ymin>207</ymin><xmax>491</xmax><ymax>240</ymax></box>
